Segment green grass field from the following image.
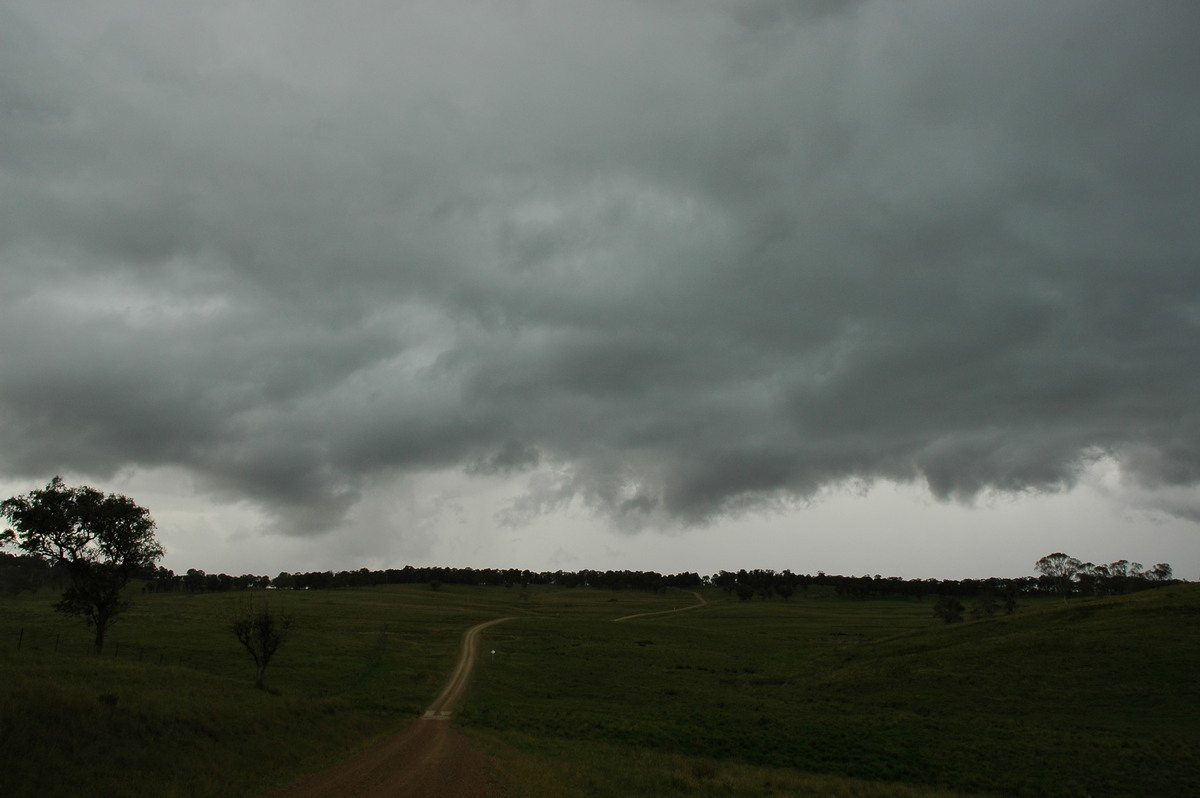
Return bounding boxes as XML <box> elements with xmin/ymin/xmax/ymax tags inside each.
<box><xmin>1</xmin><ymin>582</ymin><xmax>1197</xmax><ymax>797</ymax></box>
<box><xmin>465</xmin><ymin>585</ymin><xmax>1200</xmax><ymax>797</ymax></box>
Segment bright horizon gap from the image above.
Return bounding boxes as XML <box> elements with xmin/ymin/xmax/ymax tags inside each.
<box><xmin>4</xmin><ymin>458</ymin><xmax>1180</xmax><ymax>583</ymax></box>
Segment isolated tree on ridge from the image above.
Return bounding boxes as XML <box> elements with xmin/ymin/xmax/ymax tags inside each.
<box><xmin>1036</xmin><ymin>552</ymin><xmax>1082</xmax><ymax>606</ymax></box>
<box><xmin>1</xmin><ymin>477</ymin><xmax>164</xmax><ymax>654</ymax></box>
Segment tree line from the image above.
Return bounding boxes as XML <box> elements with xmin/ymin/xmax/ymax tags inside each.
<box><xmin>4</xmin><ymin>543</ymin><xmax>1178</xmax><ymax>607</ymax></box>
<box><xmin>138</xmin><ymin>565</ymin><xmax>705</xmax><ymax>594</ymax></box>
<box><xmin>1034</xmin><ymin>551</ymin><xmax>1173</xmax><ymax>605</ymax></box>
<box><xmin>1</xmin><ymin>478</ymin><xmax>1184</xmax><ymax>656</ymax></box>
<box><xmin>120</xmin><ymin>560</ymin><xmax>1177</xmax><ymax>603</ymax></box>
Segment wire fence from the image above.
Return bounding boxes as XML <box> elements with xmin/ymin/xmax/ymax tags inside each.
<box><xmin>3</xmin><ymin>626</ymin><xmax>188</xmax><ymax>666</ymax></box>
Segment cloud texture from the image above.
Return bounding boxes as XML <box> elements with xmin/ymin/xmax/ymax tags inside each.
<box><xmin>2</xmin><ymin>0</ymin><xmax>1199</xmax><ymax>536</ymax></box>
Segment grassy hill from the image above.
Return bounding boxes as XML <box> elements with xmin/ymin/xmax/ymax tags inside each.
<box><xmin>0</xmin><ymin>582</ymin><xmax>1196</xmax><ymax>797</ymax></box>
<box><xmin>463</xmin><ymin>584</ymin><xmax>1200</xmax><ymax>797</ymax></box>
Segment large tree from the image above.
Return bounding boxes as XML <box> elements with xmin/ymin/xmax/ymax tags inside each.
<box><xmin>1</xmin><ymin>476</ymin><xmax>164</xmax><ymax>653</ymax></box>
<box><xmin>1035</xmin><ymin>552</ymin><xmax>1082</xmax><ymax>606</ymax></box>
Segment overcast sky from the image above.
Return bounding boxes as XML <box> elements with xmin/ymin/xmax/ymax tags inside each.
<box><xmin>2</xmin><ymin>1</ymin><xmax>1199</xmax><ymax>580</ymax></box>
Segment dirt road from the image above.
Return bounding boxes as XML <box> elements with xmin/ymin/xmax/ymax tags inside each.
<box><xmin>424</xmin><ymin>617</ymin><xmax>514</xmax><ymax>720</ymax></box>
<box><xmin>265</xmin><ymin>617</ymin><xmax>514</xmax><ymax>798</ymax></box>
<box><xmin>612</xmin><ymin>590</ymin><xmax>707</xmax><ymax>622</ymax></box>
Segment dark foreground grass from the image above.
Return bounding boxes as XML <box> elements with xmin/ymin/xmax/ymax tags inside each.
<box><xmin>0</xmin><ymin>583</ymin><xmax>527</xmax><ymax>797</ymax></box>
<box><xmin>473</xmin><ymin>731</ymin><xmax>980</xmax><ymax>798</ymax></box>
<box><xmin>461</xmin><ymin>584</ymin><xmax>1200</xmax><ymax>798</ymax></box>
<box><xmin>1</xmin><ymin>583</ymin><xmax>1197</xmax><ymax>797</ymax></box>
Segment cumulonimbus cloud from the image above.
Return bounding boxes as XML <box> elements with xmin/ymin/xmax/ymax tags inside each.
<box><xmin>1</xmin><ymin>0</ymin><xmax>1198</xmax><ymax>534</ymax></box>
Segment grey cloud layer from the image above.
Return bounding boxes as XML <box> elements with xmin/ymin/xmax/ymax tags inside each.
<box><xmin>2</xmin><ymin>0</ymin><xmax>1199</xmax><ymax>532</ymax></box>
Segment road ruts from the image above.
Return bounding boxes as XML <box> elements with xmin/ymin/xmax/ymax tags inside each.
<box><xmin>423</xmin><ymin>617</ymin><xmax>516</xmax><ymax>719</ymax></box>
<box><xmin>264</xmin><ymin>616</ymin><xmax>514</xmax><ymax>798</ymax></box>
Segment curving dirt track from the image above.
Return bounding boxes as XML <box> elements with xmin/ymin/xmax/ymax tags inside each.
<box><xmin>264</xmin><ymin>617</ymin><xmax>514</xmax><ymax>798</ymax></box>
<box><xmin>612</xmin><ymin>590</ymin><xmax>707</xmax><ymax>622</ymax></box>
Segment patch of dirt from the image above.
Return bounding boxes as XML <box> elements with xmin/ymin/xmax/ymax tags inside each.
<box><xmin>264</xmin><ymin>718</ymin><xmax>504</xmax><ymax>798</ymax></box>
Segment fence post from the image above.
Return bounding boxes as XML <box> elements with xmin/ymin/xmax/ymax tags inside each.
<box><xmin>114</xmin><ymin>641</ymin><xmax>120</xmax><ymax>657</ymax></box>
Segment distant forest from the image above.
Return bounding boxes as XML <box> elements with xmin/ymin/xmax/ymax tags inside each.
<box><xmin>0</xmin><ymin>551</ymin><xmax>1177</xmax><ymax>604</ymax></box>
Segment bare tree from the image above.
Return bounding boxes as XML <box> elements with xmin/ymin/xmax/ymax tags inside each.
<box><xmin>231</xmin><ymin>598</ymin><xmax>294</xmax><ymax>689</ymax></box>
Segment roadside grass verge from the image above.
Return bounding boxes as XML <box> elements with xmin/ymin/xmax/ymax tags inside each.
<box><xmin>476</xmin><ymin>731</ymin><xmax>983</xmax><ymax>798</ymax></box>
<box><xmin>0</xmin><ymin>652</ymin><xmax>358</xmax><ymax>797</ymax></box>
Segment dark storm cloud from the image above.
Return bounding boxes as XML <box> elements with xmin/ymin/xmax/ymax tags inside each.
<box><xmin>2</xmin><ymin>0</ymin><xmax>1199</xmax><ymax>533</ymax></box>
